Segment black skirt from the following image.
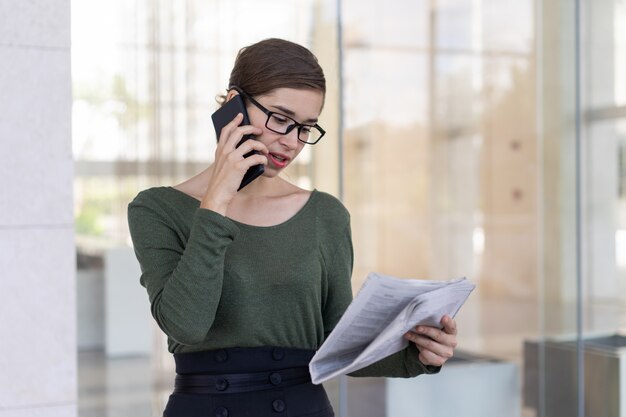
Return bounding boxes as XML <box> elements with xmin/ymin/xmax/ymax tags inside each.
<box><xmin>163</xmin><ymin>347</ymin><xmax>334</xmax><ymax>417</ymax></box>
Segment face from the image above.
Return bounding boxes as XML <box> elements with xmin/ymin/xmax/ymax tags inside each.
<box><xmin>227</xmin><ymin>87</ymin><xmax>325</xmax><ymax>176</ymax></box>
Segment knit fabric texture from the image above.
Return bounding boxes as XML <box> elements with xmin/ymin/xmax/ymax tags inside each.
<box><xmin>128</xmin><ymin>186</ymin><xmax>437</xmax><ymax>377</ymax></box>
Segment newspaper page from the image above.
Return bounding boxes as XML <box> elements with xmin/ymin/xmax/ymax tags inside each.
<box><xmin>309</xmin><ymin>272</ymin><xmax>475</xmax><ymax>384</ymax></box>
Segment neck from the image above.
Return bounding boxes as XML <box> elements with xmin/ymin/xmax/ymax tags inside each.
<box><xmin>202</xmin><ymin>164</ymin><xmax>285</xmax><ymax>198</ymax></box>
<box><xmin>236</xmin><ymin>174</ymin><xmax>281</xmax><ymax>197</ymax></box>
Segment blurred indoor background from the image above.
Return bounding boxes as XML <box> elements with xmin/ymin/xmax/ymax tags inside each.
<box><xmin>2</xmin><ymin>0</ymin><xmax>626</xmax><ymax>416</ymax></box>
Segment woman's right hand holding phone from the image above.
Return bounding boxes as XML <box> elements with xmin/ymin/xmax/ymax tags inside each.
<box><xmin>201</xmin><ymin>113</ymin><xmax>267</xmax><ymax>214</ymax></box>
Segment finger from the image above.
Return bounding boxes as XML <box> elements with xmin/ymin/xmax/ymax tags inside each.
<box><xmin>233</xmin><ymin>138</ymin><xmax>268</xmax><ymax>157</ymax></box>
<box><xmin>441</xmin><ymin>315</ymin><xmax>457</xmax><ymax>335</ymax></box>
<box><xmin>218</xmin><ymin>113</ymin><xmax>245</xmax><ymax>145</ymax></box>
<box><xmin>414</xmin><ymin>322</ymin><xmax>457</xmax><ymax>345</ymax></box>
<box><xmin>223</xmin><ymin>126</ymin><xmax>264</xmax><ymax>151</ymax></box>
<box><xmin>219</xmin><ymin>115</ymin><xmax>262</xmax><ymax>149</ymax></box>
<box><xmin>237</xmin><ymin>153</ymin><xmax>267</xmax><ymax>169</ymax></box>
<box><xmin>407</xmin><ymin>326</ymin><xmax>457</xmax><ymax>350</ymax></box>
<box><xmin>412</xmin><ymin>325</ymin><xmax>448</xmax><ymax>344</ymax></box>
<box><xmin>406</xmin><ymin>334</ymin><xmax>454</xmax><ymax>359</ymax></box>
<box><xmin>418</xmin><ymin>347</ymin><xmax>447</xmax><ymax>367</ymax></box>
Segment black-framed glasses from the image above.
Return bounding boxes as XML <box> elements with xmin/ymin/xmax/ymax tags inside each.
<box><xmin>232</xmin><ymin>86</ymin><xmax>326</xmax><ymax>145</ymax></box>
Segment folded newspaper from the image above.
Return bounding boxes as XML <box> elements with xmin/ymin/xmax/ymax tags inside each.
<box><xmin>309</xmin><ymin>272</ymin><xmax>475</xmax><ymax>384</ymax></box>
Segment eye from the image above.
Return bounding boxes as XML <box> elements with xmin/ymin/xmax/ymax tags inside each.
<box><xmin>271</xmin><ymin>114</ymin><xmax>289</xmax><ymax>125</ymax></box>
<box><xmin>301</xmin><ymin>126</ymin><xmax>312</xmax><ymax>134</ymax></box>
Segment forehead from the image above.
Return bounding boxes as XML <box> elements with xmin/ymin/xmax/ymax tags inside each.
<box><xmin>258</xmin><ymin>88</ymin><xmax>324</xmax><ymax>121</ymax></box>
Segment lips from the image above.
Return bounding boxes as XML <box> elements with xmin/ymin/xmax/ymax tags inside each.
<box><xmin>268</xmin><ymin>152</ymin><xmax>290</xmax><ymax>168</ymax></box>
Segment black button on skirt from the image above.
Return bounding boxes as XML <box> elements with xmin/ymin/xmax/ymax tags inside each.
<box><xmin>163</xmin><ymin>347</ymin><xmax>335</xmax><ymax>417</ymax></box>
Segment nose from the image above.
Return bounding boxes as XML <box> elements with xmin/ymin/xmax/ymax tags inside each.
<box><xmin>278</xmin><ymin>126</ymin><xmax>300</xmax><ymax>150</ymax></box>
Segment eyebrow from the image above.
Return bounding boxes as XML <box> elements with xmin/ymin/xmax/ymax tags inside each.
<box><xmin>271</xmin><ymin>104</ymin><xmax>318</xmax><ymax>124</ymax></box>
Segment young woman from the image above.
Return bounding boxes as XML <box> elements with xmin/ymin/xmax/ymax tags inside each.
<box><xmin>128</xmin><ymin>38</ymin><xmax>458</xmax><ymax>417</ymax></box>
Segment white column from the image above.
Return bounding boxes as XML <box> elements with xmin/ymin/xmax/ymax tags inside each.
<box><xmin>0</xmin><ymin>1</ymin><xmax>76</xmax><ymax>416</ymax></box>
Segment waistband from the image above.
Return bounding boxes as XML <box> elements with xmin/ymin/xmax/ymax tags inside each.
<box><xmin>172</xmin><ymin>347</ymin><xmax>316</xmax><ymax>395</ymax></box>
<box><xmin>174</xmin><ymin>367</ymin><xmax>312</xmax><ymax>394</ymax></box>
<box><xmin>173</xmin><ymin>346</ymin><xmax>316</xmax><ymax>375</ymax></box>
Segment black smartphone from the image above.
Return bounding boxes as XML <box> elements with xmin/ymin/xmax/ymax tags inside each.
<box><xmin>211</xmin><ymin>94</ymin><xmax>265</xmax><ymax>190</ymax></box>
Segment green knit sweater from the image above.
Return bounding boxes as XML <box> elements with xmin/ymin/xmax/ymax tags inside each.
<box><xmin>127</xmin><ymin>186</ymin><xmax>436</xmax><ymax>378</ymax></box>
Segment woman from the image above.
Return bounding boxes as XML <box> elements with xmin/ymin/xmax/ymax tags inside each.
<box><xmin>128</xmin><ymin>38</ymin><xmax>458</xmax><ymax>417</ymax></box>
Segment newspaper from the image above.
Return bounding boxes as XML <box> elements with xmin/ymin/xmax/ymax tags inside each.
<box><xmin>309</xmin><ymin>272</ymin><xmax>475</xmax><ymax>384</ymax></box>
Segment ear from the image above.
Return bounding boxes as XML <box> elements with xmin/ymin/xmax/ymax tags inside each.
<box><xmin>225</xmin><ymin>89</ymin><xmax>240</xmax><ymax>102</ymax></box>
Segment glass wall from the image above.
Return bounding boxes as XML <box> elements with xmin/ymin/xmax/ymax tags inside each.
<box><xmin>335</xmin><ymin>0</ymin><xmax>538</xmax><ymax>415</ymax></box>
<box><xmin>72</xmin><ymin>0</ymin><xmax>336</xmax><ymax>256</ymax></box>
<box><xmin>72</xmin><ymin>0</ymin><xmax>341</xmax><ymax>414</ymax></box>
<box><xmin>72</xmin><ymin>0</ymin><xmax>626</xmax><ymax>416</ymax></box>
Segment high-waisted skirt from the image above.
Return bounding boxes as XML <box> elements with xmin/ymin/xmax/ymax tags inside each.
<box><xmin>163</xmin><ymin>347</ymin><xmax>334</xmax><ymax>417</ymax></box>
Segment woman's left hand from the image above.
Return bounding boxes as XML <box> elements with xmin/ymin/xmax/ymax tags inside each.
<box><xmin>404</xmin><ymin>315</ymin><xmax>458</xmax><ymax>367</ymax></box>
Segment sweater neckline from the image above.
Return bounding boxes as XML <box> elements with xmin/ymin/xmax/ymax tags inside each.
<box><xmin>164</xmin><ymin>186</ymin><xmax>319</xmax><ymax>230</ymax></box>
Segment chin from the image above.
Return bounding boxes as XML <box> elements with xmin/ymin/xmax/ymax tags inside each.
<box><xmin>261</xmin><ymin>168</ymin><xmax>282</xmax><ymax>178</ymax></box>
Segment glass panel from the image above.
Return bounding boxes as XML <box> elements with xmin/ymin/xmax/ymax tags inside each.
<box><xmin>343</xmin><ymin>47</ymin><xmax>429</xmax><ymax>287</ymax></box>
<box><xmin>341</xmin><ymin>0</ymin><xmax>540</xmax><ymax>416</ymax></box>
<box><xmin>72</xmin><ymin>0</ymin><xmax>626</xmax><ymax>415</ymax></box>
<box><xmin>482</xmin><ymin>0</ymin><xmax>533</xmax><ymax>53</ymax></box>
<box><xmin>72</xmin><ymin>0</ymin><xmax>340</xmax><ymax>414</ymax></box>
<box><xmin>531</xmin><ymin>0</ymin><xmax>582</xmax><ymax>415</ymax></box>
<box><xmin>585</xmin><ymin>119</ymin><xmax>624</xmax><ymax>329</ymax></box>
<box><xmin>342</xmin><ymin>0</ymin><xmax>429</xmax><ymax>49</ymax></box>
<box><xmin>534</xmin><ymin>0</ymin><xmax>626</xmax><ymax>416</ymax></box>
<box><xmin>580</xmin><ymin>1</ymin><xmax>626</xmax><ymax>417</ymax></box>
<box><xmin>436</xmin><ymin>0</ymin><xmax>475</xmax><ymax>50</ymax></box>
<box><xmin>617</xmin><ymin>1</ymin><xmax>626</xmax><ymax>108</ymax></box>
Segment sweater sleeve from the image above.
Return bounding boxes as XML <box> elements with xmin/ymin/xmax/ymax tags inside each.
<box><xmin>322</xmin><ymin>218</ymin><xmax>441</xmax><ymax>378</ymax></box>
<box><xmin>348</xmin><ymin>343</ymin><xmax>441</xmax><ymax>378</ymax></box>
<box><xmin>321</xmin><ymin>218</ymin><xmax>354</xmax><ymax>339</ymax></box>
<box><xmin>127</xmin><ymin>197</ymin><xmax>240</xmax><ymax>346</ymax></box>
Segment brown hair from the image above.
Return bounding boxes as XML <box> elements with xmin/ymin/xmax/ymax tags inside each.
<box><xmin>216</xmin><ymin>38</ymin><xmax>326</xmax><ymax>105</ymax></box>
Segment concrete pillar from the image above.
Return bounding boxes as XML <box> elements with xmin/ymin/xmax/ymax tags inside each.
<box><xmin>0</xmin><ymin>1</ymin><xmax>76</xmax><ymax>416</ymax></box>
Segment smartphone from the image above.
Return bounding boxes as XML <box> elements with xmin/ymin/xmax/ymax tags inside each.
<box><xmin>211</xmin><ymin>94</ymin><xmax>265</xmax><ymax>190</ymax></box>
